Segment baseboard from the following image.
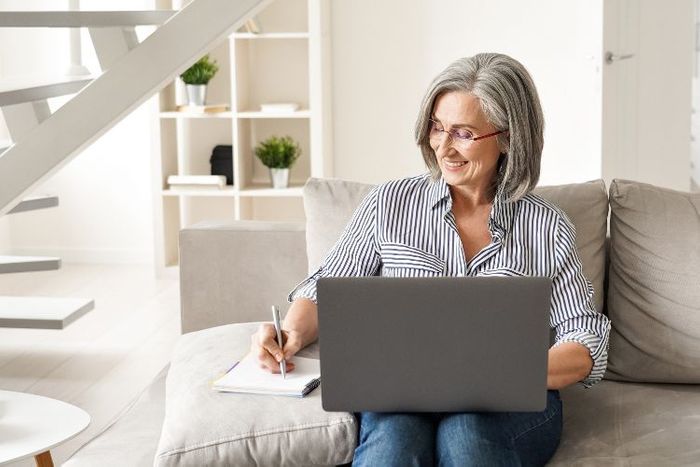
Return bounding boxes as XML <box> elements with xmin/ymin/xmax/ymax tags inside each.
<box><xmin>9</xmin><ymin>247</ymin><xmax>153</xmax><ymax>265</ymax></box>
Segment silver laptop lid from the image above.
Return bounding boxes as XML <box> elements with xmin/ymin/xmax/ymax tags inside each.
<box><xmin>317</xmin><ymin>276</ymin><xmax>552</xmax><ymax>413</ymax></box>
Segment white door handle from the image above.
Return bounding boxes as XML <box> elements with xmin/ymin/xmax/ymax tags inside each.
<box><xmin>605</xmin><ymin>51</ymin><xmax>635</xmax><ymax>64</ymax></box>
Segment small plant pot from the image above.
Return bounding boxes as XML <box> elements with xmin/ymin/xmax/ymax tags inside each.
<box><xmin>186</xmin><ymin>84</ymin><xmax>207</xmax><ymax>106</ymax></box>
<box><xmin>269</xmin><ymin>168</ymin><xmax>289</xmax><ymax>189</ymax></box>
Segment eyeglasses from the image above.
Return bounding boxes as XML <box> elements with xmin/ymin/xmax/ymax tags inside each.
<box><xmin>428</xmin><ymin>118</ymin><xmax>507</xmax><ymax>147</ymax></box>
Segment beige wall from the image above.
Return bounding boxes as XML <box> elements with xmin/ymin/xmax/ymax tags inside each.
<box><xmin>329</xmin><ymin>0</ymin><xmax>604</xmax><ymax>186</ymax></box>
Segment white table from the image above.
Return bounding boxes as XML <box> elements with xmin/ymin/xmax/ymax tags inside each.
<box><xmin>0</xmin><ymin>390</ymin><xmax>90</xmax><ymax>466</ymax></box>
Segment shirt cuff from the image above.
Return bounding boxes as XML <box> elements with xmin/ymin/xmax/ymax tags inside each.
<box><xmin>553</xmin><ymin>329</ymin><xmax>610</xmax><ymax>389</ymax></box>
<box><xmin>287</xmin><ymin>268</ymin><xmax>322</xmax><ymax>304</ymax></box>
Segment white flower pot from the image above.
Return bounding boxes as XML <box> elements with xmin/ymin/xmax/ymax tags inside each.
<box><xmin>269</xmin><ymin>168</ymin><xmax>289</xmax><ymax>189</ymax></box>
<box><xmin>185</xmin><ymin>84</ymin><xmax>207</xmax><ymax>106</ymax></box>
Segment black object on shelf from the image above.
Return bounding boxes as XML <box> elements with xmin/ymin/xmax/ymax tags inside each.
<box><xmin>210</xmin><ymin>145</ymin><xmax>233</xmax><ymax>185</ymax></box>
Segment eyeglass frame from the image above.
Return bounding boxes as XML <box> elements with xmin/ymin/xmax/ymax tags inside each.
<box><xmin>428</xmin><ymin>118</ymin><xmax>507</xmax><ymax>146</ymax></box>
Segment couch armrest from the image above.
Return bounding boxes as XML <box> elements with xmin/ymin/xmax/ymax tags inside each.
<box><xmin>179</xmin><ymin>220</ymin><xmax>307</xmax><ymax>334</ymax></box>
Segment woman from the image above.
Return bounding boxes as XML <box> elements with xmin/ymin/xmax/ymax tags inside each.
<box><xmin>251</xmin><ymin>53</ymin><xmax>611</xmax><ymax>466</ymax></box>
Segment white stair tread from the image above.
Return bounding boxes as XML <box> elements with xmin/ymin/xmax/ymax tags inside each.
<box><xmin>0</xmin><ymin>11</ymin><xmax>175</xmax><ymax>28</ymax></box>
<box><xmin>8</xmin><ymin>195</ymin><xmax>59</xmax><ymax>214</ymax></box>
<box><xmin>0</xmin><ymin>296</ymin><xmax>94</xmax><ymax>329</ymax></box>
<box><xmin>0</xmin><ymin>74</ymin><xmax>95</xmax><ymax>107</ymax></box>
<box><xmin>0</xmin><ymin>255</ymin><xmax>61</xmax><ymax>274</ymax></box>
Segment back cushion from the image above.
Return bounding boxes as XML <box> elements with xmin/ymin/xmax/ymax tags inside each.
<box><xmin>534</xmin><ymin>180</ymin><xmax>608</xmax><ymax>314</ymax></box>
<box><xmin>303</xmin><ymin>177</ymin><xmax>608</xmax><ymax>313</ymax></box>
<box><xmin>604</xmin><ymin>179</ymin><xmax>700</xmax><ymax>383</ymax></box>
<box><xmin>303</xmin><ymin>178</ymin><xmax>375</xmax><ymax>274</ymax></box>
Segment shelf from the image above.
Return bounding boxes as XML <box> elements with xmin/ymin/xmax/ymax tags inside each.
<box><xmin>151</xmin><ymin>0</ymin><xmax>330</xmax><ymax>274</ymax></box>
<box><xmin>232</xmin><ymin>32</ymin><xmax>309</xmax><ymax>40</ymax></box>
<box><xmin>238</xmin><ymin>184</ymin><xmax>304</xmax><ymax>197</ymax></box>
<box><xmin>160</xmin><ymin>111</ymin><xmax>233</xmax><ymax>119</ymax></box>
<box><xmin>162</xmin><ymin>187</ymin><xmax>236</xmax><ymax>197</ymax></box>
<box><xmin>161</xmin><ymin>185</ymin><xmax>304</xmax><ymax>197</ymax></box>
<box><xmin>236</xmin><ymin>110</ymin><xmax>310</xmax><ymax>119</ymax></box>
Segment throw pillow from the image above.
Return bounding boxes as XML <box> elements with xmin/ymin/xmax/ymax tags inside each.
<box><xmin>605</xmin><ymin>179</ymin><xmax>700</xmax><ymax>383</ymax></box>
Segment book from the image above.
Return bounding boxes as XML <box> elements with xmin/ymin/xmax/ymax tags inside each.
<box><xmin>167</xmin><ymin>175</ymin><xmax>226</xmax><ymax>188</ymax></box>
<box><xmin>176</xmin><ymin>104</ymin><xmax>229</xmax><ymax>114</ymax></box>
<box><xmin>167</xmin><ymin>185</ymin><xmax>230</xmax><ymax>192</ymax></box>
<box><xmin>212</xmin><ymin>353</ymin><xmax>321</xmax><ymax>398</ymax></box>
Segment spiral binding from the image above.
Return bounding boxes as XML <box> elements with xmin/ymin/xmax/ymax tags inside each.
<box><xmin>302</xmin><ymin>378</ymin><xmax>321</xmax><ymax>396</ymax></box>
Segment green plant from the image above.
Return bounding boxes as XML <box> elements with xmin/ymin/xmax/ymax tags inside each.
<box><xmin>180</xmin><ymin>55</ymin><xmax>219</xmax><ymax>85</ymax></box>
<box><xmin>254</xmin><ymin>136</ymin><xmax>301</xmax><ymax>169</ymax></box>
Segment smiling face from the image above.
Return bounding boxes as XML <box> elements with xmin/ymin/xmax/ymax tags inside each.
<box><xmin>429</xmin><ymin>91</ymin><xmax>503</xmax><ymax>199</ymax></box>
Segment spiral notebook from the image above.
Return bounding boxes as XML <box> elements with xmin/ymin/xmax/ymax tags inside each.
<box><xmin>212</xmin><ymin>353</ymin><xmax>321</xmax><ymax>398</ymax></box>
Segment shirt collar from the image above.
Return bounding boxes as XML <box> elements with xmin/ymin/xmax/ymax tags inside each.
<box><xmin>428</xmin><ymin>175</ymin><xmax>515</xmax><ymax>236</ymax></box>
<box><xmin>427</xmin><ymin>174</ymin><xmax>451</xmax><ymax>208</ymax></box>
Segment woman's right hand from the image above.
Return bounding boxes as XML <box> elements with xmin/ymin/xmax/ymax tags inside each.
<box><xmin>250</xmin><ymin>323</ymin><xmax>303</xmax><ymax>373</ymax></box>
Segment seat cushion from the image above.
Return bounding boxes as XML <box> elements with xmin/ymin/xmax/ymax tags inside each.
<box><xmin>605</xmin><ymin>180</ymin><xmax>700</xmax><ymax>383</ymax></box>
<box><xmin>303</xmin><ymin>177</ymin><xmax>608</xmax><ymax>313</ymax></box>
<box><xmin>548</xmin><ymin>380</ymin><xmax>700</xmax><ymax>466</ymax></box>
<box><xmin>154</xmin><ymin>323</ymin><xmax>356</xmax><ymax>467</ymax></box>
<box><xmin>63</xmin><ymin>365</ymin><xmax>169</xmax><ymax>467</ymax></box>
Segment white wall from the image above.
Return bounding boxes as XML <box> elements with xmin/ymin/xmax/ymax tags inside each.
<box><xmin>692</xmin><ymin>0</ymin><xmax>700</xmax><ymax>189</ymax></box>
<box><xmin>0</xmin><ymin>0</ymin><xmax>156</xmax><ymax>264</ymax></box>
<box><xmin>0</xmin><ymin>216</ymin><xmax>9</xmax><ymax>253</ymax></box>
<box><xmin>330</xmin><ymin>0</ymin><xmax>603</xmax><ymax>186</ymax></box>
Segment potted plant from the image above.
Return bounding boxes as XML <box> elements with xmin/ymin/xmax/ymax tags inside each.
<box><xmin>180</xmin><ymin>54</ymin><xmax>219</xmax><ymax>106</ymax></box>
<box><xmin>254</xmin><ymin>136</ymin><xmax>301</xmax><ymax>189</ymax></box>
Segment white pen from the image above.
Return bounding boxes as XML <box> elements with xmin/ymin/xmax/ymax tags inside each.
<box><xmin>271</xmin><ymin>305</ymin><xmax>287</xmax><ymax>379</ymax></box>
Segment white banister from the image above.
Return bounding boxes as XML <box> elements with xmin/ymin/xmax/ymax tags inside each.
<box><xmin>0</xmin><ymin>0</ymin><xmax>271</xmax><ymax>216</ymax></box>
<box><xmin>0</xmin><ymin>11</ymin><xmax>176</xmax><ymax>28</ymax></box>
<box><xmin>66</xmin><ymin>0</ymin><xmax>91</xmax><ymax>76</ymax></box>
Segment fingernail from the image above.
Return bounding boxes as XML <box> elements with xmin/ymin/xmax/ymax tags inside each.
<box><xmin>275</xmin><ymin>353</ymin><xmax>282</xmax><ymax>362</ymax></box>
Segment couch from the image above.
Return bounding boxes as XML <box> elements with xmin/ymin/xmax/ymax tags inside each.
<box><xmin>64</xmin><ymin>177</ymin><xmax>700</xmax><ymax>466</ymax></box>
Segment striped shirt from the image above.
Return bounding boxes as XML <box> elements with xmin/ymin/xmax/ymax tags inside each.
<box><xmin>288</xmin><ymin>173</ymin><xmax>611</xmax><ymax>388</ymax></box>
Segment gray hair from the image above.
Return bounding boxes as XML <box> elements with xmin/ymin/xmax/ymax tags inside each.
<box><xmin>414</xmin><ymin>53</ymin><xmax>544</xmax><ymax>202</ymax></box>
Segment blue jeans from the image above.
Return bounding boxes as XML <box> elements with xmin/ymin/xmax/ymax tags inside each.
<box><xmin>353</xmin><ymin>390</ymin><xmax>562</xmax><ymax>467</ymax></box>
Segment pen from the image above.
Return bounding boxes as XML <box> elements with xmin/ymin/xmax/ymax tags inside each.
<box><xmin>271</xmin><ymin>305</ymin><xmax>286</xmax><ymax>379</ymax></box>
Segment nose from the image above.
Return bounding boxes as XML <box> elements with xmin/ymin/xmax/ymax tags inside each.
<box><xmin>433</xmin><ymin>134</ymin><xmax>457</xmax><ymax>158</ymax></box>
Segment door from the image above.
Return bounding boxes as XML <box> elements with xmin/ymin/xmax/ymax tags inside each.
<box><xmin>602</xmin><ymin>0</ymin><xmax>694</xmax><ymax>191</ymax></box>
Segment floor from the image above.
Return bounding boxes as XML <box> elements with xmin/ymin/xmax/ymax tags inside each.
<box><xmin>0</xmin><ymin>263</ymin><xmax>180</xmax><ymax>467</ymax></box>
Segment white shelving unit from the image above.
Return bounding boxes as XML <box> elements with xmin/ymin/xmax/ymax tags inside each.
<box><xmin>151</xmin><ymin>0</ymin><xmax>332</xmax><ymax>273</ymax></box>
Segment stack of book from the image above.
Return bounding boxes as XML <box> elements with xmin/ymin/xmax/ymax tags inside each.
<box><xmin>167</xmin><ymin>175</ymin><xmax>227</xmax><ymax>191</ymax></box>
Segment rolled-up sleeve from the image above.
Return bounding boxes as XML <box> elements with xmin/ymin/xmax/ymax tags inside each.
<box><xmin>550</xmin><ymin>215</ymin><xmax>611</xmax><ymax>388</ymax></box>
<box><xmin>287</xmin><ymin>187</ymin><xmax>382</xmax><ymax>304</ymax></box>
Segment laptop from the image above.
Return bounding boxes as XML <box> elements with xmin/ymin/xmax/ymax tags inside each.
<box><xmin>316</xmin><ymin>276</ymin><xmax>552</xmax><ymax>413</ymax></box>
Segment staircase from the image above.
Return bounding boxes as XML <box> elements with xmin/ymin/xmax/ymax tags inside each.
<box><xmin>0</xmin><ymin>0</ymin><xmax>270</xmax><ymax>328</ymax></box>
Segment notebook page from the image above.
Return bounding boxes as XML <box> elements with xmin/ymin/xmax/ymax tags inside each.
<box><xmin>212</xmin><ymin>354</ymin><xmax>320</xmax><ymax>396</ymax></box>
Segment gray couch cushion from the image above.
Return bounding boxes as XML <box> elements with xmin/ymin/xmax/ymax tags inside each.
<box><xmin>303</xmin><ymin>177</ymin><xmax>375</xmax><ymax>274</ymax></box>
<box><xmin>605</xmin><ymin>179</ymin><xmax>700</xmax><ymax>383</ymax></box>
<box><xmin>303</xmin><ymin>177</ymin><xmax>608</xmax><ymax>313</ymax></box>
<box><xmin>534</xmin><ymin>180</ymin><xmax>608</xmax><ymax>314</ymax></box>
<box><xmin>549</xmin><ymin>380</ymin><xmax>700</xmax><ymax>465</ymax></box>
<box><xmin>63</xmin><ymin>365</ymin><xmax>169</xmax><ymax>467</ymax></box>
<box><xmin>154</xmin><ymin>322</ymin><xmax>356</xmax><ymax>467</ymax></box>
